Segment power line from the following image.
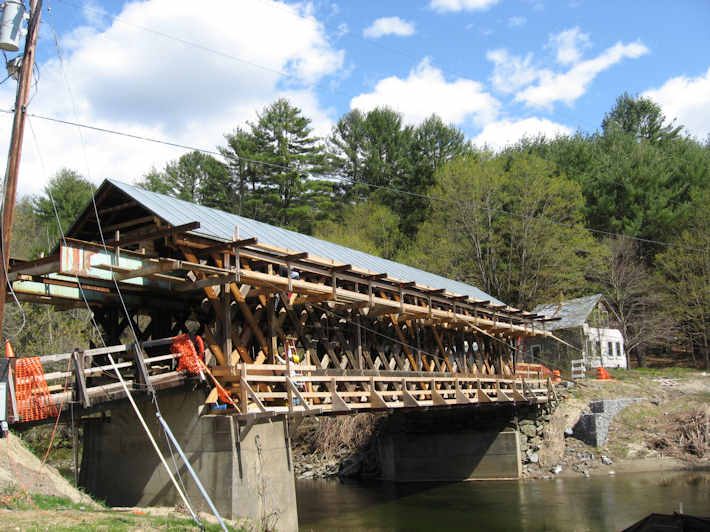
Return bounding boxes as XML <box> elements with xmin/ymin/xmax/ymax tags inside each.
<box><xmin>54</xmin><ymin>0</ymin><xmax>291</xmax><ymax>79</ymax></box>
<box><xmin>7</xmin><ymin>107</ymin><xmax>704</xmax><ymax>254</ymax></box>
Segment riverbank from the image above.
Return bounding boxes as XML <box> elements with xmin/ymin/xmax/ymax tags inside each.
<box><xmin>524</xmin><ymin>367</ymin><xmax>710</xmax><ymax>479</ymax></box>
<box><xmin>291</xmin><ymin>367</ymin><xmax>710</xmax><ymax>481</ymax></box>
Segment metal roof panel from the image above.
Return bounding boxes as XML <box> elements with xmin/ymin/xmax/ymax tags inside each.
<box><xmin>532</xmin><ymin>294</ymin><xmax>603</xmax><ymax>330</ymax></box>
<box><xmin>107</xmin><ymin>179</ymin><xmax>504</xmax><ymax>305</ymax></box>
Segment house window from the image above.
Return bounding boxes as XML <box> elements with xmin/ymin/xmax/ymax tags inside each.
<box><xmin>608</xmin><ymin>341</ymin><xmax>613</xmax><ymax>357</ymax></box>
<box><xmin>595</xmin><ymin>340</ymin><xmax>601</xmax><ymax>355</ymax></box>
<box><xmin>616</xmin><ymin>342</ymin><xmax>621</xmax><ymax>357</ymax></box>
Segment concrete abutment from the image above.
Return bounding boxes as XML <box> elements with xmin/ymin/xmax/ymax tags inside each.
<box><xmin>375</xmin><ymin>406</ymin><xmax>529</xmax><ymax>481</ymax></box>
<box><xmin>80</xmin><ymin>389</ymin><xmax>298</xmax><ymax>531</ymax></box>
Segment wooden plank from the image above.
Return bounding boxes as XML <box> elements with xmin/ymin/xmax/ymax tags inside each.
<box><xmin>109</xmin><ymin>222</ymin><xmax>201</xmax><ymax>247</ymax></box>
<box><xmin>98</xmin><ymin>200</ymin><xmax>138</xmax><ymax>215</ymax></box>
<box><xmin>401</xmin><ymin>380</ymin><xmax>420</xmax><ymax>407</ymax></box>
<box><xmin>430</xmin><ymin>380</ymin><xmax>447</xmax><ymax>406</ymax></box>
<box><xmin>476</xmin><ymin>388</ymin><xmax>493</xmax><ymax>403</ymax></box>
<box><xmin>104</xmin><ymin>215</ymin><xmax>155</xmax><ymax>233</ymax></box>
<box><xmin>241</xmin><ymin>378</ymin><xmax>267</xmax><ymax>413</ymax></box>
<box><xmin>128</xmin><ymin>342</ymin><xmax>154</xmax><ymax>395</ymax></box>
<box><xmin>7</xmin><ymin>366</ymin><xmax>18</xmax><ymax>422</ymax></box>
<box><xmin>196</xmin><ymin>237</ymin><xmax>258</xmax><ymax>257</ymax></box>
<box><xmin>285</xmin><ymin>377</ymin><xmax>312</xmax><ymax>412</ymax></box>
<box><xmin>328</xmin><ymin>379</ymin><xmax>350</xmax><ymax>412</ymax></box>
<box><xmin>71</xmin><ymin>350</ymin><xmax>91</xmax><ymax>408</ymax></box>
<box><xmin>114</xmin><ymin>260</ymin><xmax>176</xmax><ymax>281</ymax></box>
<box><xmin>510</xmin><ymin>386</ymin><xmax>527</xmax><ymax>402</ymax></box>
<box><xmin>370</xmin><ymin>387</ymin><xmax>389</xmax><ymax>409</ymax></box>
<box><xmin>455</xmin><ymin>380</ymin><xmax>470</xmax><ymax>404</ymax></box>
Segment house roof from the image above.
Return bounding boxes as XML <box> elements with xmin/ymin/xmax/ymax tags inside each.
<box><xmin>104</xmin><ymin>179</ymin><xmax>505</xmax><ymax>305</ymax></box>
<box><xmin>532</xmin><ymin>294</ymin><xmax>603</xmax><ymax>330</ymax></box>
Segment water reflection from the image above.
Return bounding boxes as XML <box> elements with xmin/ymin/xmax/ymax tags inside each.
<box><xmin>297</xmin><ymin>472</ymin><xmax>710</xmax><ymax>531</ymax></box>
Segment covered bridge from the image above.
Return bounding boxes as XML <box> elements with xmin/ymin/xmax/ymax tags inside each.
<box><xmin>7</xmin><ymin>179</ymin><xmax>558</xmax><ymax>419</ymax></box>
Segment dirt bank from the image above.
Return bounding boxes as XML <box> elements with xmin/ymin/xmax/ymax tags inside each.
<box><xmin>526</xmin><ymin>369</ymin><xmax>710</xmax><ymax>479</ymax></box>
<box><xmin>0</xmin><ymin>431</ymin><xmax>94</xmax><ymax>506</ymax></box>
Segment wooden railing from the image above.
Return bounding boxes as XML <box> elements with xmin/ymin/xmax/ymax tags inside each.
<box><xmin>211</xmin><ymin>364</ymin><xmax>551</xmax><ymax>420</ymax></box>
<box><xmin>8</xmin><ymin>340</ymin><xmax>554</xmax><ymax>425</ymax></box>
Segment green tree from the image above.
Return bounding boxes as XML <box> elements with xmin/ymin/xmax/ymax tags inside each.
<box><xmin>223</xmin><ymin>99</ymin><xmax>333</xmax><ymax>233</ymax></box>
<box><xmin>10</xmin><ymin>197</ymin><xmax>44</xmax><ymax>259</ymax></box>
<box><xmin>32</xmin><ymin>169</ymin><xmax>93</xmax><ymax>250</ymax></box>
<box><xmin>327</xmin><ymin>109</ymin><xmax>367</xmax><ymax>201</ymax></box>
<box><xmin>137</xmin><ymin>151</ymin><xmax>233</xmax><ymax>211</ymax></box>
<box><xmin>656</xmin><ymin>186</ymin><xmax>710</xmax><ymax>369</ymax></box>
<box><xmin>591</xmin><ymin>238</ymin><xmax>673</xmax><ymax>367</ymax></box>
<box><xmin>314</xmin><ymin>201</ymin><xmax>404</xmax><ymax>261</ymax></box>
<box><xmin>220</xmin><ymin>127</ymin><xmax>264</xmax><ymax>218</ymax></box>
<box><xmin>408</xmin><ymin>153</ymin><xmax>601</xmax><ymax>309</ymax></box>
<box><xmin>602</xmin><ymin>92</ymin><xmax>682</xmax><ymax>144</ymax></box>
<box><xmin>403</xmin><ymin>115</ymin><xmax>473</xmax><ymax>236</ymax></box>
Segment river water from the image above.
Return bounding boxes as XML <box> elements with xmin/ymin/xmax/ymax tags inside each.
<box><xmin>296</xmin><ymin>471</ymin><xmax>709</xmax><ymax>531</ymax></box>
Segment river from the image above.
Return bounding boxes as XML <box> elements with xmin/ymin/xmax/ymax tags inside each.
<box><xmin>296</xmin><ymin>471</ymin><xmax>709</xmax><ymax>531</ymax></box>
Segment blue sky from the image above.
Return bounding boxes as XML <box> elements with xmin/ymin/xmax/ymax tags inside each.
<box><xmin>2</xmin><ymin>0</ymin><xmax>709</xmax><ymax>196</ymax></box>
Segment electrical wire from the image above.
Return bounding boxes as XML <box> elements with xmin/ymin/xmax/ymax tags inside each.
<box><xmin>42</xmin><ymin>14</ymin><xmax>205</xmax><ymax>521</ymax></box>
<box><xmin>27</xmin><ymin>116</ymin><xmax>204</xmax><ymax>529</ymax></box>
<box><xmin>2</xmin><ymin>107</ymin><xmax>703</xmax><ymax>255</ymax></box>
<box><xmin>55</xmin><ymin>0</ymin><xmax>291</xmax><ymax>78</ymax></box>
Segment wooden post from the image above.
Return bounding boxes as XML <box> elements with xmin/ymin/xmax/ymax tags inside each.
<box><xmin>268</xmin><ymin>294</ymin><xmax>278</xmax><ymax>364</ymax></box>
<box><xmin>0</xmin><ymin>0</ymin><xmax>43</xmax><ymax>330</ymax></box>
<box><xmin>71</xmin><ymin>404</ymin><xmax>79</xmax><ymax>487</ymax></box>
<box><xmin>72</xmin><ymin>349</ymin><xmax>91</xmax><ymax>408</ymax></box>
<box><xmin>355</xmin><ymin>313</ymin><xmax>363</xmax><ymax>370</ymax></box>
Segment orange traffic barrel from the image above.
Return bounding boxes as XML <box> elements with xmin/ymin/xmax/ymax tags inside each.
<box><xmin>5</xmin><ymin>340</ymin><xmax>15</xmax><ymax>358</ymax></box>
<box><xmin>552</xmin><ymin>370</ymin><xmax>562</xmax><ymax>383</ymax></box>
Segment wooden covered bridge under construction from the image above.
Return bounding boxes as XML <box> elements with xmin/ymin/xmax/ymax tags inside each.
<box><xmin>5</xmin><ymin>179</ymin><xmax>560</xmax><ymax>530</ymax></box>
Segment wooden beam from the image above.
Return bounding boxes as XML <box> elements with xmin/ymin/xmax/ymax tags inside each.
<box><xmin>195</xmin><ymin>237</ymin><xmax>258</xmax><ymax>257</ymax></box>
<box><xmin>109</xmin><ymin>222</ymin><xmax>200</xmax><ymax>247</ymax></box>
<box><xmin>98</xmin><ymin>200</ymin><xmax>138</xmax><ymax>215</ymax></box>
<box><xmin>329</xmin><ymin>379</ymin><xmax>350</xmax><ymax>412</ymax></box>
<box><xmin>430</xmin><ymin>380</ymin><xmax>447</xmax><ymax>406</ymax></box>
<box><xmin>401</xmin><ymin>380</ymin><xmax>419</xmax><ymax>407</ymax></box>
<box><xmin>477</xmin><ymin>388</ymin><xmax>493</xmax><ymax>403</ymax></box>
<box><xmin>114</xmin><ymin>260</ymin><xmax>175</xmax><ymax>281</ymax></box>
<box><xmin>71</xmin><ymin>350</ymin><xmax>91</xmax><ymax>408</ymax></box>
<box><xmin>103</xmin><ymin>215</ymin><xmax>155</xmax><ymax>233</ymax></box>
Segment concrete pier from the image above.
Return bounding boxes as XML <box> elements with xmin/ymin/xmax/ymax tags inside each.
<box><xmin>80</xmin><ymin>389</ymin><xmax>298</xmax><ymax>531</ymax></box>
<box><xmin>376</xmin><ymin>406</ymin><xmax>522</xmax><ymax>481</ymax></box>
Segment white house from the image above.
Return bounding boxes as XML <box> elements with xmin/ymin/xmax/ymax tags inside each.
<box><xmin>526</xmin><ymin>294</ymin><xmax>627</xmax><ymax>370</ymax></box>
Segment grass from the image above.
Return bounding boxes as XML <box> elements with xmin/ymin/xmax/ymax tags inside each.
<box><xmin>0</xmin><ymin>487</ymin><xmax>246</xmax><ymax>531</ymax></box>
<box><xmin>609</xmin><ymin>366</ymin><xmax>704</xmax><ymax>380</ymax></box>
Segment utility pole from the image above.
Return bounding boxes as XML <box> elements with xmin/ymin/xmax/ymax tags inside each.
<box><xmin>0</xmin><ymin>0</ymin><xmax>43</xmax><ymax>333</ymax></box>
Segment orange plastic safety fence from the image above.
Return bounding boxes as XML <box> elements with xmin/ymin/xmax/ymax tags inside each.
<box><xmin>14</xmin><ymin>357</ymin><xmax>58</xmax><ymax>422</ymax></box>
<box><xmin>170</xmin><ymin>335</ymin><xmax>234</xmax><ymax>405</ymax></box>
<box><xmin>171</xmin><ymin>334</ymin><xmax>204</xmax><ymax>375</ymax></box>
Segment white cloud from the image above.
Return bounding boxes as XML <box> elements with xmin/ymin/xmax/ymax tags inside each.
<box><xmin>473</xmin><ymin>117</ymin><xmax>572</xmax><ymax>150</ymax></box>
<box><xmin>350</xmin><ymin>58</ymin><xmax>500</xmax><ymax>126</ymax></box>
<box><xmin>508</xmin><ymin>16</ymin><xmax>527</xmax><ymax>28</ymax></box>
<box><xmin>430</xmin><ymin>0</ymin><xmax>500</xmax><ymax>13</ymax></box>
<box><xmin>643</xmin><ymin>67</ymin><xmax>710</xmax><ymax>140</ymax></box>
<box><xmin>363</xmin><ymin>17</ymin><xmax>415</xmax><ymax>39</ymax></box>
<box><xmin>0</xmin><ymin>0</ymin><xmax>344</xmax><ymax>197</ymax></box>
<box><xmin>515</xmin><ymin>40</ymin><xmax>649</xmax><ymax>109</ymax></box>
<box><xmin>487</xmin><ymin>49</ymin><xmax>542</xmax><ymax>93</ymax></box>
<box><xmin>547</xmin><ymin>27</ymin><xmax>591</xmax><ymax>65</ymax></box>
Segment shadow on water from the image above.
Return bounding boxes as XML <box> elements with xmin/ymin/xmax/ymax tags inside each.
<box><xmin>297</xmin><ymin>471</ymin><xmax>710</xmax><ymax>531</ymax></box>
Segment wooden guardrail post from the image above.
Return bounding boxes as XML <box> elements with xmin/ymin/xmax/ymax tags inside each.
<box><xmin>72</xmin><ymin>349</ymin><xmax>91</xmax><ymax>408</ymax></box>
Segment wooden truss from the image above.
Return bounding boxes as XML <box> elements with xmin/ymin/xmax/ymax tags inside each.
<box><xmin>8</xmin><ymin>211</ymin><xmax>558</xmax><ymax>422</ymax></box>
